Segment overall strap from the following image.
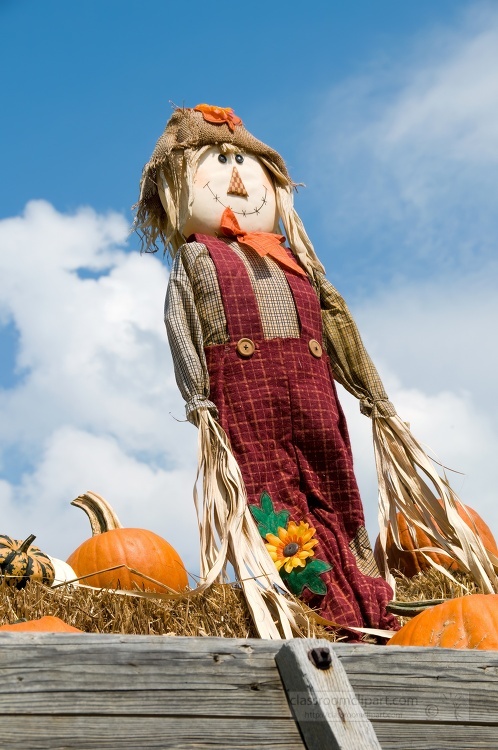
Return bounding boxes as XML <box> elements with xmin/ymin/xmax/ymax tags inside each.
<box><xmin>192</xmin><ymin>234</ymin><xmax>264</xmax><ymax>341</ymax></box>
<box><xmin>279</xmin><ymin>247</ymin><xmax>323</xmax><ymax>340</ymax></box>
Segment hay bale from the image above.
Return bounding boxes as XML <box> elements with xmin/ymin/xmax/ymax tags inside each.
<box><xmin>395</xmin><ymin>568</ymin><xmax>479</xmax><ymax>602</ymax></box>
<box><xmin>1</xmin><ymin>569</ymin><xmax>477</xmax><ymax>638</ymax></box>
<box><xmin>0</xmin><ymin>581</ymin><xmax>339</xmax><ymax>640</ymax></box>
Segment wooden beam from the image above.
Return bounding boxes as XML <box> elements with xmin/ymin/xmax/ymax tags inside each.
<box><xmin>275</xmin><ymin>639</ymin><xmax>382</xmax><ymax>750</ymax></box>
<box><xmin>2</xmin><ymin>635</ymin><xmax>498</xmax><ymax>748</ymax></box>
<box><xmin>0</xmin><ymin>633</ymin><xmax>306</xmax><ymax>749</ymax></box>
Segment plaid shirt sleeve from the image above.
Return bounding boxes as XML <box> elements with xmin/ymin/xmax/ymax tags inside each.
<box><xmin>316</xmin><ymin>272</ymin><xmax>396</xmax><ymax>419</ymax></box>
<box><xmin>164</xmin><ymin>251</ymin><xmax>219</xmax><ymax>424</ymax></box>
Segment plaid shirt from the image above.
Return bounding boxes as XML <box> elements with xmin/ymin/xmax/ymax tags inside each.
<box><xmin>165</xmin><ymin>239</ymin><xmax>396</xmax><ymax>424</ymax></box>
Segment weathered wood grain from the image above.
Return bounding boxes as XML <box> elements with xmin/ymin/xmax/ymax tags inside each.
<box><xmin>276</xmin><ymin>639</ymin><xmax>382</xmax><ymax>750</ymax></box>
<box><xmin>1</xmin><ymin>637</ymin><xmax>496</xmax><ymax>725</ymax></box>
<box><xmin>0</xmin><ymin>716</ymin><xmax>305</xmax><ymax>750</ymax></box>
<box><xmin>336</xmin><ymin>644</ymin><xmax>498</xmax><ymax>725</ymax></box>
<box><xmin>0</xmin><ymin>634</ymin><xmax>290</xmax><ymax>717</ymax></box>
<box><xmin>372</xmin><ymin>722</ymin><xmax>498</xmax><ymax>750</ymax></box>
<box><xmin>1</xmin><ymin>634</ymin><xmax>498</xmax><ymax>749</ymax></box>
<box><xmin>0</xmin><ymin>634</ymin><xmax>305</xmax><ymax>749</ymax></box>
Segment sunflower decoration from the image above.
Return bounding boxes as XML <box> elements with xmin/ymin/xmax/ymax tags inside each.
<box><xmin>265</xmin><ymin>521</ymin><xmax>318</xmax><ymax>573</ymax></box>
<box><xmin>250</xmin><ymin>492</ymin><xmax>332</xmax><ymax>596</ymax></box>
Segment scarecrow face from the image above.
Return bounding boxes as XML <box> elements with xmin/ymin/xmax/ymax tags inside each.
<box><xmin>182</xmin><ymin>146</ymin><xmax>279</xmax><ymax>237</ymax></box>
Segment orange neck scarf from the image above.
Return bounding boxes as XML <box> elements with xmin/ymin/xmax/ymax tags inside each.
<box><xmin>219</xmin><ymin>207</ymin><xmax>306</xmax><ymax>277</ymax></box>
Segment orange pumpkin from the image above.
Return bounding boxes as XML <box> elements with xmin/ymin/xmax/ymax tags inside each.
<box><xmin>374</xmin><ymin>502</ymin><xmax>498</xmax><ymax>577</ymax></box>
<box><xmin>0</xmin><ymin>616</ymin><xmax>82</xmax><ymax>633</ymax></box>
<box><xmin>388</xmin><ymin>594</ymin><xmax>498</xmax><ymax>649</ymax></box>
<box><xmin>66</xmin><ymin>492</ymin><xmax>188</xmax><ymax>593</ymax></box>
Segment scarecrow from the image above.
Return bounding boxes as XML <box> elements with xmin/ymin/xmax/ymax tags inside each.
<box><xmin>136</xmin><ymin>104</ymin><xmax>498</xmax><ymax>639</ymax></box>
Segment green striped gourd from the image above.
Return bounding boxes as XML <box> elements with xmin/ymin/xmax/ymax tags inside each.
<box><xmin>0</xmin><ymin>534</ymin><xmax>55</xmax><ymax>589</ymax></box>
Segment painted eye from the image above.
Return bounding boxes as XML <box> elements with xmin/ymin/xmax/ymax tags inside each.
<box><xmin>218</xmin><ymin>154</ymin><xmax>227</xmax><ymax>164</ymax></box>
<box><xmin>235</xmin><ymin>154</ymin><xmax>244</xmax><ymax>164</ymax></box>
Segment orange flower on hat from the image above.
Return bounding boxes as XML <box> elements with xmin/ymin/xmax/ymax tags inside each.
<box><xmin>265</xmin><ymin>521</ymin><xmax>319</xmax><ymax>574</ymax></box>
<box><xmin>194</xmin><ymin>103</ymin><xmax>242</xmax><ymax>132</ymax></box>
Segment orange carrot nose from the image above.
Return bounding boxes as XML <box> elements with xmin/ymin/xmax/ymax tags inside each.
<box><xmin>227</xmin><ymin>167</ymin><xmax>248</xmax><ymax>197</ymax></box>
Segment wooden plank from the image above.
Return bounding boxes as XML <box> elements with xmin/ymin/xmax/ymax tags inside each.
<box><xmin>371</xmin><ymin>722</ymin><xmax>498</xmax><ymax>750</ymax></box>
<box><xmin>0</xmin><ymin>633</ymin><xmax>289</xmax><ymax>717</ymax></box>
<box><xmin>0</xmin><ymin>634</ymin><xmax>306</xmax><ymax>749</ymax></box>
<box><xmin>0</xmin><ymin>716</ymin><xmax>305</xmax><ymax>750</ymax></box>
<box><xmin>2</xmin><ymin>635</ymin><xmax>498</xmax><ymax>749</ymax></box>
<box><xmin>275</xmin><ymin>639</ymin><xmax>382</xmax><ymax>750</ymax></box>
<box><xmin>334</xmin><ymin>644</ymin><xmax>498</xmax><ymax>726</ymax></box>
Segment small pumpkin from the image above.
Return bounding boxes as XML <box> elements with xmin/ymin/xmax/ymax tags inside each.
<box><xmin>374</xmin><ymin>502</ymin><xmax>498</xmax><ymax>578</ymax></box>
<box><xmin>66</xmin><ymin>491</ymin><xmax>189</xmax><ymax>593</ymax></box>
<box><xmin>0</xmin><ymin>534</ymin><xmax>55</xmax><ymax>589</ymax></box>
<box><xmin>387</xmin><ymin>594</ymin><xmax>498</xmax><ymax>649</ymax></box>
<box><xmin>0</xmin><ymin>616</ymin><xmax>82</xmax><ymax>633</ymax></box>
<box><xmin>48</xmin><ymin>556</ymin><xmax>79</xmax><ymax>586</ymax></box>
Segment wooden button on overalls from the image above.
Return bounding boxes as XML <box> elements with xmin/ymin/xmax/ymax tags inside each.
<box><xmin>308</xmin><ymin>339</ymin><xmax>323</xmax><ymax>358</ymax></box>
<box><xmin>236</xmin><ymin>338</ymin><xmax>255</xmax><ymax>358</ymax></box>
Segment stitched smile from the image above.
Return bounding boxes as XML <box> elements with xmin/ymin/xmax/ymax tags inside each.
<box><xmin>203</xmin><ymin>183</ymin><xmax>268</xmax><ymax>217</ymax></box>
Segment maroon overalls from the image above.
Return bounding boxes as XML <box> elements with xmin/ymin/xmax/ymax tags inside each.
<box><xmin>195</xmin><ymin>234</ymin><xmax>397</xmax><ymax>632</ymax></box>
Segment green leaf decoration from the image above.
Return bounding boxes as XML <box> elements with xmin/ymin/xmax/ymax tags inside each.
<box><xmin>249</xmin><ymin>491</ymin><xmax>290</xmax><ymax>538</ymax></box>
<box><xmin>249</xmin><ymin>492</ymin><xmax>331</xmax><ymax>597</ymax></box>
<box><xmin>281</xmin><ymin>559</ymin><xmax>332</xmax><ymax>596</ymax></box>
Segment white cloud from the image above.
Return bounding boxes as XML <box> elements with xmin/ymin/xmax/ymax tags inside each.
<box><xmin>0</xmin><ymin>202</ymin><xmax>186</xmax><ymax>457</ymax></box>
<box><xmin>384</xmin><ymin>17</ymin><xmax>498</xmax><ymax>162</ymax></box>
<box><xmin>0</xmin><ymin>427</ymin><xmax>199</xmax><ymax>571</ymax></box>
<box><xmin>0</xmin><ymin>201</ymin><xmax>199</xmax><ymax>571</ymax></box>
<box><xmin>310</xmin><ymin>3</ymin><xmax>498</xmax><ymax>276</ymax></box>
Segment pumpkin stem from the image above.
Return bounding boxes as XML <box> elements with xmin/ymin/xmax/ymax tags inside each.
<box><xmin>71</xmin><ymin>492</ymin><xmax>123</xmax><ymax>535</ymax></box>
<box><xmin>386</xmin><ymin>598</ymin><xmax>447</xmax><ymax>617</ymax></box>
<box><xmin>18</xmin><ymin>534</ymin><xmax>37</xmax><ymax>554</ymax></box>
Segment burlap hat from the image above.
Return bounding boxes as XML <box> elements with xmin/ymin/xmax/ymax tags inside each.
<box><xmin>135</xmin><ymin>104</ymin><xmax>293</xmax><ymax>252</ymax></box>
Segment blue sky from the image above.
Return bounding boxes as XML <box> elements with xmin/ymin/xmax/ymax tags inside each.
<box><xmin>1</xmin><ymin>0</ymin><xmax>498</xmax><ymax>573</ymax></box>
